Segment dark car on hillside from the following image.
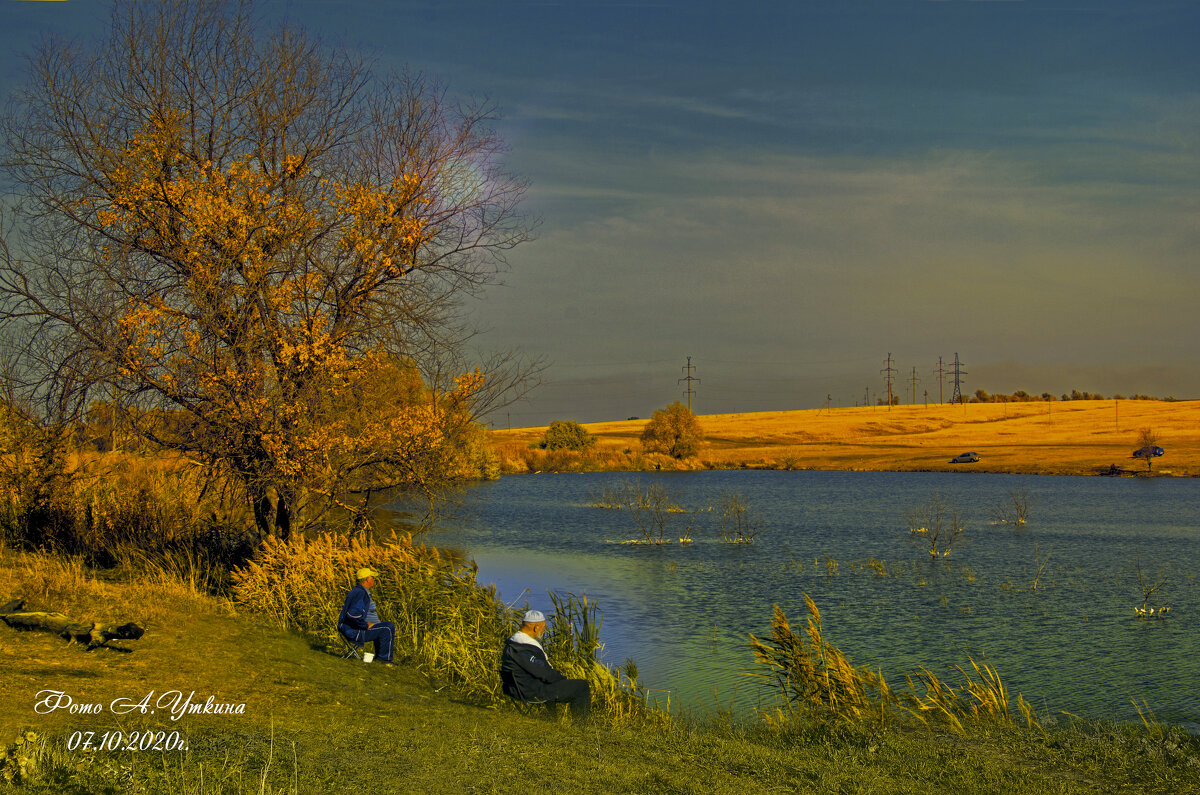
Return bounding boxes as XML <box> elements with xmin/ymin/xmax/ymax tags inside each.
<box><xmin>950</xmin><ymin>452</ymin><xmax>980</xmax><ymax>464</ymax></box>
<box><xmin>1132</xmin><ymin>445</ymin><xmax>1165</xmax><ymax>460</ymax></box>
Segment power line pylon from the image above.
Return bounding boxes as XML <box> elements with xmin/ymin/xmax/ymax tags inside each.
<box><xmin>817</xmin><ymin>393</ymin><xmax>833</xmax><ymax>415</ymax></box>
<box><xmin>936</xmin><ymin>356</ymin><xmax>945</xmax><ymax>404</ymax></box>
<box><xmin>679</xmin><ymin>356</ymin><xmax>700</xmax><ymax>411</ymax></box>
<box><xmin>950</xmin><ymin>352</ymin><xmax>967</xmax><ymax>404</ymax></box>
<box><xmin>881</xmin><ymin>353</ymin><xmax>896</xmax><ymax>410</ymax></box>
<box><xmin>910</xmin><ymin>367</ymin><xmax>919</xmax><ymax>405</ymax></box>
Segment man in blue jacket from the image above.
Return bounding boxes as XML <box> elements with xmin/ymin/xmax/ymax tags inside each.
<box><xmin>500</xmin><ymin>610</ymin><xmax>590</xmax><ymax>721</ymax></box>
<box><xmin>338</xmin><ymin>567</ymin><xmax>394</xmax><ymax>665</ymax></box>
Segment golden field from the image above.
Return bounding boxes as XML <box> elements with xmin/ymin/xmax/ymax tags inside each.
<box><xmin>492</xmin><ymin>399</ymin><xmax>1200</xmax><ymax>477</ymax></box>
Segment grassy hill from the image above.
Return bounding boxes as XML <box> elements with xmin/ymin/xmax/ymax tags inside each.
<box><xmin>493</xmin><ymin>400</ymin><xmax>1200</xmax><ymax>477</ymax></box>
<box><xmin>2</xmin><ymin>545</ymin><xmax>1198</xmax><ymax>793</ymax></box>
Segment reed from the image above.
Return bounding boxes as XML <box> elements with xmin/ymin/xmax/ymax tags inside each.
<box><xmin>748</xmin><ymin>594</ymin><xmax>1039</xmax><ymax>735</ymax></box>
<box><xmin>747</xmin><ymin>596</ymin><xmax>896</xmax><ymax>730</ymax></box>
<box><xmin>230</xmin><ymin>533</ymin><xmax>664</xmax><ymax>725</ymax></box>
<box><xmin>1</xmin><ymin>452</ymin><xmax>253</xmax><ymax>591</ymax></box>
<box><xmin>542</xmin><ymin>591</ymin><xmax>669</xmax><ymax>727</ymax></box>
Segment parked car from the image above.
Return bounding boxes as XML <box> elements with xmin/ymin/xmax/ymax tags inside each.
<box><xmin>1132</xmin><ymin>446</ymin><xmax>1165</xmax><ymax>459</ymax></box>
<box><xmin>950</xmin><ymin>452</ymin><xmax>980</xmax><ymax>464</ymax></box>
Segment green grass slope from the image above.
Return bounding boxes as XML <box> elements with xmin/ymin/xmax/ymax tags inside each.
<box><xmin>2</xmin><ymin>549</ymin><xmax>1198</xmax><ymax>793</ymax></box>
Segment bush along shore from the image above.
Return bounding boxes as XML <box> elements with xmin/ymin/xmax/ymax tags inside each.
<box><xmin>1</xmin><ymin>461</ymin><xmax>1198</xmax><ymax>792</ymax></box>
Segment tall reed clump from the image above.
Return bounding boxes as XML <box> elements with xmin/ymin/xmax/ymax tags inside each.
<box><xmin>230</xmin><ymin>532</ymin><xmax>667</xmax><ymax>725</ymax></box>
<box><xmin>747</xmin><ymin>594</ymin><xmax>1038</xmax><ymax>736</ymax></box>
<box><xmin>233</xmin><ymin>530</ymin><xmax>510</xmax><ymax>700</ymax></box>
<box><xmin>1</xmin><ymin>452</ymin><xmax>254</xmax><ymax>590</ymax></box>
<box><xmin>0</xmin><ymin>543</ymin><xmax>216</xmax><ymax>626</ymax></box>
<box><xmin>748</xmin><ymin>596</ymin><xmax>898</xmax><ymax>733</ymax></box>
<box><xmin>542</xmin><ymin>592</ymin><xmax>669</xmax><ymax>728</ymax></box>
<box><xmin>229</xmin><ymin>530</ymin><xmax>465</xmax><ymax>649</ymax></box>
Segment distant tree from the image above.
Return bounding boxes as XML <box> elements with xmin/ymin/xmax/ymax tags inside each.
<box><xmin>641</xmin><ymin>402</ymin><xmax>704</xmax><ymax>459</ymax></box>
<box><xmin>1134</xmin><ymin>427</ymin><xmax>1161</xmax><ymax>472</ymax></box>
<box><xmin>540</xmin><ymin>420</ymin><xmax>595</xmax><ymax>451</ymax></box>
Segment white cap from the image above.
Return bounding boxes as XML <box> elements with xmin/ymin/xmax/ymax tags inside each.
<box><xmin>522</xmin><ymin>610</ymin><xmax>546</xmax><ymax>624</ymax></box>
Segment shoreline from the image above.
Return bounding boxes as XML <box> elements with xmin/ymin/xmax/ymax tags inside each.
<box><xmin>490</xmin><ymin>399</ymin><xmax>1200</xmax><ymax>478</ymax></box>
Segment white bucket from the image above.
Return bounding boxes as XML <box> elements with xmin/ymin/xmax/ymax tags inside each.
<box><xmin>363</xmin><ymin>652</ymin><xmax>375</xmax><ymax>663</ymax></box>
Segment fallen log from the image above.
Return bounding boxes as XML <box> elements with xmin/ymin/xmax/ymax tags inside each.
<box><xmin>0</xmin><ymin>598</ymin><xmax>144</xmax><ymax>650</ymax></box>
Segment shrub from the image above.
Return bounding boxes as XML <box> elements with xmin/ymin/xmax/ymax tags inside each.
<box><xmin>640</xmin><ymin>402</ymin><xmax>704</xmax><ymax>459</ymax></box>
<box><xmin>716</xmin><ymin>491</ymin><xmax>761</xmax><ymax>543</ymax></box>
<box><xmin>906</xmin><ymin>493</ymin><xmax>967</xmax><ymax>560</ymax></box>
<box><xmin>539</xmin><ymin>420</ymin><xmax>595</xmax><ymax>451</ymax></box>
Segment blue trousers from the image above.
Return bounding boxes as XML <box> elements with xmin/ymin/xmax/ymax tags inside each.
<box><xmin>343</xmin><ymin>621</ymin><xmax>394</xmax><ymax>662</ymax></box>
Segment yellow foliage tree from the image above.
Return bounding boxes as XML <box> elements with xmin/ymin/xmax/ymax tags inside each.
<box><xmin>0</xmin><ymin>0</ymin><xmax>533</xmax><ymax>537</ymax></box>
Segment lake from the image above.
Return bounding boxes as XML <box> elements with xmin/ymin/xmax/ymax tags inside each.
<box><xmin>433</xmin><ymin>470</ymin><xmax>1200</xmax><ymax>729</ymax></box>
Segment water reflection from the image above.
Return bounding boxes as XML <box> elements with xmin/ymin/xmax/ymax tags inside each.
<box><xmin>433</xmin><ymin>470</ymin><xmax>1200</xmax><ymax>727</ymax></box>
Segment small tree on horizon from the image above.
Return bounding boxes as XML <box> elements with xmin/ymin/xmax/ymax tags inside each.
<box><xmin>640</xmin><ymin>402</ymin><xmax>704</xmax><ymax>459</ymax></box>
<box><xmin>1135</xmin><ymin>427</ymin><xmax>1160</xmax><ymax>472</ymax></box>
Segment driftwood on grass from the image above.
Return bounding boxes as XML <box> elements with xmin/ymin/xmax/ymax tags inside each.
<box><xmin>0</xmin><ymin>598</ymin><xmax>144</xmax><ymax>650</ymax></box>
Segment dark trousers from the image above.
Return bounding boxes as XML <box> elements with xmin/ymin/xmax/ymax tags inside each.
<box><xmin>344</xmin><ymin>621</ymin><xmax>394</xmax><ymax>662</ymax></box>
<box><xmin>542</xmin><ymin>678</ymin><xmax>591</xmax><ymax>720</ymax></box>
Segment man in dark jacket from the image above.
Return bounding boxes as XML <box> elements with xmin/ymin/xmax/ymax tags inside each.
<box><xmin>500</xmin><ymin>610</ymin><xmax>590</xmax><ymax>720</ymax></box>
<box><xmin>338</xmin><ymin>567</ymin><xmax>395</xmax><ymax>665</ymax></box>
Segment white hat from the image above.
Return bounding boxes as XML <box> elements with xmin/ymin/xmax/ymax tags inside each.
<box><xmin>521</xmin><ymin>610</ymin><xmax>546</xmax><ymax>624</ymax></box>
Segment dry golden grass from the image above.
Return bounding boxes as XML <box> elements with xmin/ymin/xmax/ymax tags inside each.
<box><xmin>493</xmin><ymin>400</ymin><xmax>1200</xmax><ymax>476</ymax></box>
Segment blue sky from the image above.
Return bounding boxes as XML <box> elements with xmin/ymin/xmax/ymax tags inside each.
<box><xmin>5</xmin><ymin>0</ymin><xmax>1198</xmax><ymax>425</ymax></box>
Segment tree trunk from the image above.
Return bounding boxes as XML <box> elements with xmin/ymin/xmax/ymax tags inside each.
<box><xmin>275</xmin><ymin>491</ymin><xmax>292</xmax><ymax>542</ymax></box>
<box><xmin>252</xmin><ymin>490</ymin><xmax>274</xmax><ymax>538</ymax></box>
<box><xmin>1</xmin><ymin>598</ymin><xmax>144</xmax><ymax>649</ymax></box>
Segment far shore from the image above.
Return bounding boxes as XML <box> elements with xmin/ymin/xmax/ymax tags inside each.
<box><xmin>490</xmin><ymin>399</ymin><xmax>1200</xmax><ymax>477</ymax></box>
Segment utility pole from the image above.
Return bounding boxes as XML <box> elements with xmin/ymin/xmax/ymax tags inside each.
<box><xmin>679</xmin><ymin>356</ymin><xmax>700</xmax><ymax>412</ymax></box>
<box><xmin>950</xmin><ymin>352</ymin><xmax>966</xmax><ymax>404</ymax></box>
<box><xmin>936</xmin><ymin>356</ymin><xmax>945</xmax><ymax>404</ymax></box>
<box><xmin>910</xmin><ymin>367</ymin><xmax>919</xmax><ymax>406</ymax></box>
<box><xmin>882</xmin><ymin>353</ymin><xmax>896</xmax><ymax>410</ymax></box>
<box><xmin>864</xmin><ymin>387</ymin><xmax>869</xmax><ymax>408</ymax></box>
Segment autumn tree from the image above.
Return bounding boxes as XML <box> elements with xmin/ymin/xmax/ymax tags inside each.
<box><xmin>0</xmin><ymin>0</ymin><xmax>534</xmax><ymax>538</ymax></box>
<box><xmin>640</xmin><ymin>402</ymin><xmax>704</xmax><ymax>459</ymax></box>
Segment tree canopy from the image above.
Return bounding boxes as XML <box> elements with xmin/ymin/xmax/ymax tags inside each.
<box><xmin>640</xmin><ymin>402</ymin><xmax>704</xmax><ymax>459</ymax></box>
<box><xmin>0</xmin><ymin>0</ymin><xmax>534</xmax><ymax>537</ymax></box>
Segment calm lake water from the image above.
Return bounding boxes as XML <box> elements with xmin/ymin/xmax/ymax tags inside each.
<box><xmin>434</xmin><ymin>470</ymin><xmax>1200</xmax><ymax>729</ymax></box>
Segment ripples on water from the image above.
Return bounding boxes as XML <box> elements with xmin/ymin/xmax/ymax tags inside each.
<box><xmin>432</xmin><ymin>470</ymin><xmax>1200</xmax><ymax>728</ymax></box>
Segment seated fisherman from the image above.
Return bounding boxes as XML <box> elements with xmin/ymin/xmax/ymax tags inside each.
<box><xmin>500</xmin><ymin>609</ymin><xmax>590</xmax><ymax>721</ymax></box>
<box><xmin>338</xmin><ymin>567</ymin><xmax>395</xmax><ymax>666</ymax></box>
